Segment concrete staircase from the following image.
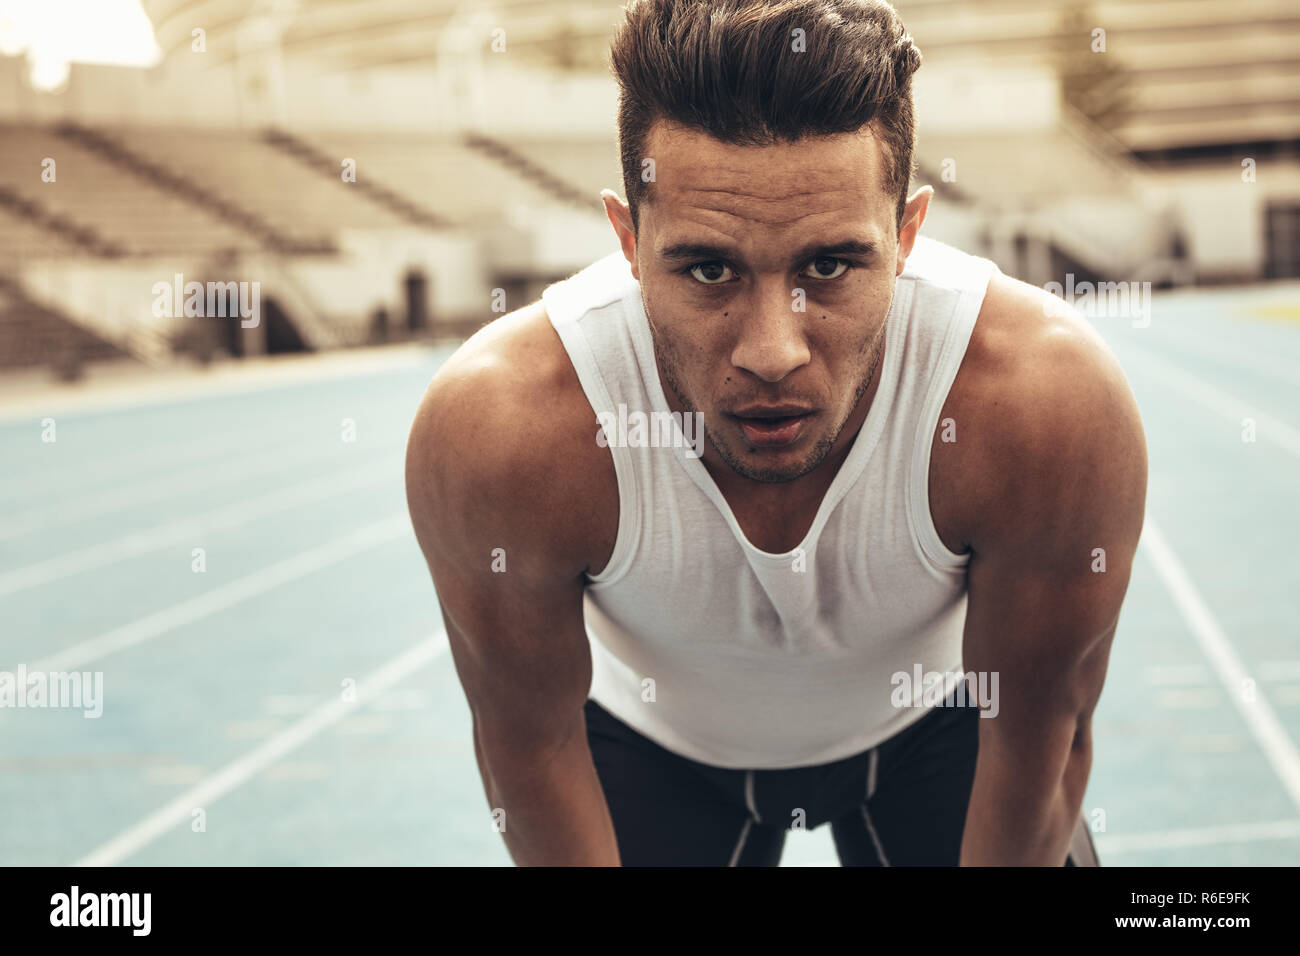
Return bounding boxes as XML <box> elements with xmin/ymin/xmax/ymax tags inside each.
<box><xmin>0</xmin><ymin>275</ymin><xmax>130</xmax><ymax>374</ymax></box>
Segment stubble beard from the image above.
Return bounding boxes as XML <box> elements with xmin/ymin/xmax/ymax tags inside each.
<box><xmin>647</xmin><ymin>312</ymin><xmax>888</xmax><ymax>485</ymax></box>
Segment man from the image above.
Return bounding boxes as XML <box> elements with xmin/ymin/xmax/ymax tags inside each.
<box><xmin>406</xmin><ymin>0</ymin><xmax>1147</xmax><ymax>866</ymax></box>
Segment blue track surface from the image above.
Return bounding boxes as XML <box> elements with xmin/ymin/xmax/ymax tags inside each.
<box><xmin>1</xmin><ymin>283</ymin><xmax>1297</xmax><ymax>866</ymax></box>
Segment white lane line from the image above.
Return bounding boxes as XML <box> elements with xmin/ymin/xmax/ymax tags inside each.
<box><xmin>1117</xmin><ymin>340</ymin><xmax>1300</xmax><ymax>459</ymax></box>
<box><xmin>0</xmin><ymin>460</ymin><xmax>392</xmax><ymax>597</ymax></box>
<box><xmin>1095</xmin><ymin>819</ymin><xmax>1300</xmax><ymax>854</ymax></box>
<box><xmin>24</xmin><ymin>514</ymin><xmax>411</xmax><ymax>673</ymax></box>
<box><xmin>0</xmin><ymin>343</ymin><xmax>434</xmax><ymax>425</ymax></box>
<box><xmin>0</xmin><ymin>432</ymin><xmax>249</xmax><ymax>505</ymax></box>
<box><xmin>1142</xmin><ymin>516</ymin><xmax>1300</xmax><ymax>813</ymax></box>
<box><xmin>0</xmin><ymin>439</ymin><xmax>348</xmax><ymax>541</ymax></box>
<box><xmin>73</xmin><ymin>630</ymin><xmax>448</xmax><ymax>867</ymax></box>
<box><xmin>0</xmin><ymin>409</ymin><xmax>316</xmax><ymax>506</ymax></box>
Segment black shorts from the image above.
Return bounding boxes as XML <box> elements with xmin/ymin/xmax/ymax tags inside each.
<box><xmin>584</xmin><ymin>692</ymin><xmax>1094</xmax><ymax>866</ymax></box>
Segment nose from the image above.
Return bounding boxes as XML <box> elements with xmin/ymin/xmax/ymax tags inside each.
<box><xmin>729</xmin><ymin>282</ymin><xmax>811</xmax><ymax>383</ymax></box>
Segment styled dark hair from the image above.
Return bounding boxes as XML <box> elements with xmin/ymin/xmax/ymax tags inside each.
<box><xmin>609</xmin><ymin>0</ymin><xmax>922</xmax><ymax>233</ymax></box>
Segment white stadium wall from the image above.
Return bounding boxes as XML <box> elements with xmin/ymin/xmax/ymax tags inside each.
<box><xmin>1149</xmin><ymin>161</ymin><xmax>1300</xmax><ymax>283</ymax></box>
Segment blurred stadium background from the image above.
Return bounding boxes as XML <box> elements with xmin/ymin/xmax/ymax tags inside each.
<box><xmin>1</xmin><ymin>0</ymin><xmax>1298</xmax><ymax>866</ymax></box>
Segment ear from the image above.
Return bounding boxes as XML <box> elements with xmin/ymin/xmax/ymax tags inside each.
<box><xmin>895</xmin><ymin>185</ymin><xmax>933</xmax><ymax>277</ymax></box>
<box><xmin>601</xmin><ymin>189</ymin><xmax>640</xmax><ymax>280</ymax></box>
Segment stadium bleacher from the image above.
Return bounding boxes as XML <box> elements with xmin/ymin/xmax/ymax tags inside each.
<box><xmin>0</xmin><ymin>0</ymin><xmax>1294</xmax><ymax>374</ymax></box>
<box><xmin>0</xmin><ymin>203</ymin><xmax>88</xmax><ymax>260</ymax></box>
<box><xmin>0</xmin><ymin>124</ymin><xmax>259</xmax><ymax>257</ymax></box>
<box><xmin>304</xmin><ymin>131</ymin><xmax>603</xmax><ymax>224</ymax></box>
<box><xmin>141</xmin><ymin>126</ymin><xmax>411</xmax><ymax>240</ymax></box>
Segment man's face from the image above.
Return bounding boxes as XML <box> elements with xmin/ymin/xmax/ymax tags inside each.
<box><xmin>606</xmin><ymin>121</ymin><xmax>924</xmax><ymax>484</ymax></box>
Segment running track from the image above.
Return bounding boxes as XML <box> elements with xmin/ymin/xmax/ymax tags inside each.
<box><xmin>1</xmin><ymin>282</ymin><xmax>1297</xmax><ymax>866</ymax></box>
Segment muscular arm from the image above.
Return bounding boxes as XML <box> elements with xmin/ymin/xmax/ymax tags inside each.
<box><xmin>405</xmin><ymin>306</ymin><xmax>621</xmax><ymax>866</ymax></box>
<box><xmin>954</xmin><ymin>281</ymin><xmax>1148</xmax><ymax>865</ymax></box>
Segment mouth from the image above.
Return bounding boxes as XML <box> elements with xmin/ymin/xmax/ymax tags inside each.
<box><xmin>728</xmin><ymin>408</ymin><xmax>814</xmax><ymax>448</ymax></box>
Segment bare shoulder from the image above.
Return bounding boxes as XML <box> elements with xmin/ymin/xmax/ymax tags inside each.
<box><xmin>405</xmin><ymin>299</ymin><xmax>618</xmax><ymax>581</ymax></box>
<box><xmin>931</xmin><ymin>270</ymin><xmax>1148</xmax><ymax>555</ymax></box>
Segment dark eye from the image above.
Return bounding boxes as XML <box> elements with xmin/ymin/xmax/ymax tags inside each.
<box><xmin>688</xmin><ymin>262</ymin><xmax>735</xmax><ymax>285</ymax></box>
<box><xmin>803</xmin><ymin>257</ymin><xmax>850</xmax><ymax>280</ymax></box>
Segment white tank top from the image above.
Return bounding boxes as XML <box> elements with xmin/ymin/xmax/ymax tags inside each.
<box><xmin>542</xmin><ymin>236</ymin><xmax>999</xmax><ymax>769</ymax></box>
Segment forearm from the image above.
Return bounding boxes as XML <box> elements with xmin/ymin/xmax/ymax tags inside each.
<box><xmin>478</xmin><ymin>724</ymin><xmax>621</xmax><ymax>866</ymax></box>
<box><xmin>959</xmin><ymin>743</ymin><xmax>1088</xmax><ymax>866</ymax></box>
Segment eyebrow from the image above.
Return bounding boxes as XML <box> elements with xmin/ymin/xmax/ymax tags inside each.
<box><xmin>656</xmin><ymin>238</ymin><xmax>879</xmax><ymax>267</ymax></box>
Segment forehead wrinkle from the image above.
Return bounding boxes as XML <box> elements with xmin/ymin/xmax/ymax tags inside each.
<box><xmin>673</xmin><ymin>167</ymin><xmax>867</xmax><ymax>197</ymax></box>
<box><xmin>696</xmin><ymin>210</ymin><xmax>829</xmax><ymax>230</ymax></box>
<box><xmin>677</xmin><ymin>177</ymin><xmax>865</xmax><ymax>206</ymax></box>
<box><xmin>672</xmin><ymin>189</ymin><xmax>866</xmax><ymax>230</ymax></box>
<box><xmin>679</xmin><ymin>182</ymin><xmax>849</xmax><ymax>200</ymax></box>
